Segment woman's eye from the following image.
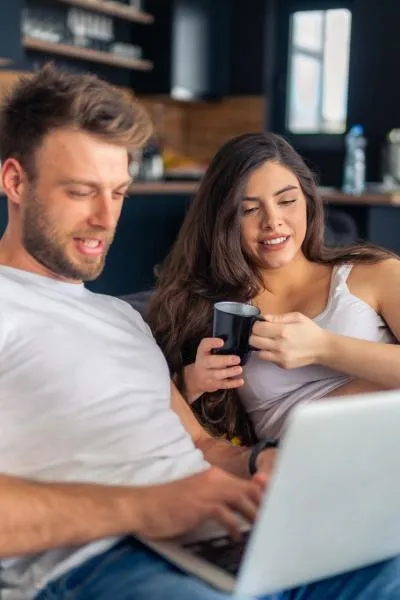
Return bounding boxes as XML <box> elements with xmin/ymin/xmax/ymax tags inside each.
<box><xmin>242</xmin><ymin>206</ymin><xmax>258</xmax><ymax>215</ymax></box>
<box><xmin>279</xmin><ymin>199</ymin><xmax>297</xmax><ymax>206</ymax></box>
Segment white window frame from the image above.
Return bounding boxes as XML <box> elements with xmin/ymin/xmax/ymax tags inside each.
<box><xmin>286</xmin><ymin>8</ymin><xmax>352</xmax><ymax>136</ymax></box>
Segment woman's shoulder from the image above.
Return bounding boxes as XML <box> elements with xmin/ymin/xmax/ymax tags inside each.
<box><xmin>350</xmin><ymin>257</ymin><xmax>400</xmax><ymax>280</ymax></box>
<box><xmin>347</xmin><ymin>258</ymin><xmax>400</xmax><ymax>306</ymax></box>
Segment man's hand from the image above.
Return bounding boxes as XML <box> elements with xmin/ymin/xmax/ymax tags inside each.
<box><xmin>132</xmin><ymin>467</ymin><xmax>266</xmax><ymax>540</ymax></box>
<box><xmin>0</xmin><ymin>469</ymin><xmax>265</xmax><ymax>558</ymax></box>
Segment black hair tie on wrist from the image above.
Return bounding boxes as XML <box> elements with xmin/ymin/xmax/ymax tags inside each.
<box><xmin>249</xmin><ymin>439</ymin><xmax>279</xmax><ymax>476</ymax></box>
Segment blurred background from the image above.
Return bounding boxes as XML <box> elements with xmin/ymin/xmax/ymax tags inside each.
<box><xmin>0</xmin><ymin>0</ymin><xmax>399</xmax><ymax>296</ymax></box>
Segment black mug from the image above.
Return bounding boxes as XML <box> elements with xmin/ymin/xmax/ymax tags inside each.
<box><xmin>212</xmin><ymin>301</ymin><xmax>261</xmax><ymax>365</ymax></box>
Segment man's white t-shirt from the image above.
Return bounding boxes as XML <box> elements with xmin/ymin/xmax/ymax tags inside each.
<box><xmin>0</xmin><ymin>266</ymin><xmax>208</xmax><ymax>599</ymax></box>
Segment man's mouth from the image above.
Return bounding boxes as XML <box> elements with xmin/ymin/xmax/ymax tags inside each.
<box><xmin>74</xmin><ymin>237</ymin><xmax>105</xmax><ymax>256</ymax></box>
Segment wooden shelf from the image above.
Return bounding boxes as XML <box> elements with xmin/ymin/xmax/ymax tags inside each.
<box><xmin>321</xmin><ymin>189</ymin><xmax>400</xmax><ymax>206</ymax></box>
<box><xmin>129</xmin><ymin>181</ymin><xmax>200</xmax><ymax>195</ymax></box>
<box><xmin>2</xmin><ymin>176</ymin><xmax>398</xmax><ymax>203</ymax></box>
<box><xmin>52</xmin><ymin>0</ymin><xmax>154</xmax><ymax>24</ymax></box>
<box><xmin>23</xmin><ymin>36</ymin><xmax>153</xmax><ymax>71</ymax></box>
<box><xmin>127</xmin><ymin>184</ymin><xmax>400</xmax><ymax>203</ymax></box>
<box><xmin>0</xmin><ymin>180</ymin><xmax>200</xmax><ymax>197</ymax></box>
<box><xmin>126</xmin><ymin>184</ymin><xmax>400</xmax><ymax>204</ymax></box>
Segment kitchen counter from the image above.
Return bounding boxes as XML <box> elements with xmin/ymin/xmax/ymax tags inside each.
<box><xmin>1</xmin><ymin>181</ymin><xmax>400</xmax><ymax>204</ymax></box>
<box><xmin>0</xmin><ymin>181</ymin><xmax>197</xmax><ymax>197</ymax></box>
<box><xmin>319</xmin><ymin>188</ymin><xmax>400</xmax><ymax>206</ymax></box>
<box><xmin>128</xmin><ymin>181</ymin><xmax>199</xmax><ymax>195</ymax></box>
<box><xmin>0</xmin><ymin>180</ymin><xmax>400</xmax><ymax>295</ymax></box>
<box><xmin>130</xmin><ymin>183</ymin><xmax>400</xmax><ymax>205</ymax></box>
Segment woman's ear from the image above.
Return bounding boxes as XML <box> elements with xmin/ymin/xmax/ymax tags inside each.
<box><xmin>2</xmin><ymin>158</ymin><xmax>26</xmax><ymax>207</ymax></box>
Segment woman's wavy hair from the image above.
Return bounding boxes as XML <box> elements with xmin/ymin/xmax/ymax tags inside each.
<box><xmin>148</xmin><ymin>132</ymin><xmax>395</xmax><ymax>444</ymax></box>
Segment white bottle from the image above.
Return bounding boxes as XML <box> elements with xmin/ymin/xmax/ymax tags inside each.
<box><xmin>342</xmin><ymin>125</ymin><xmax>367</xmax><ymax>195</ymax></box>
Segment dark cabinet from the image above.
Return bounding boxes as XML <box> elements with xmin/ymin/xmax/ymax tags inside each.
<box><xmin>170</xmin><ymin>0</ymin><xmax>230</xmax><ymax>100</ymax></box>
<box><xmin>137</xmin><ymin>0</ymin><xmax>230</xmax><ymax>98</ymax></box>
<box><xmin>138</xmin><ymin>0</ymin><xmax>269</xmax><ymax>98</ymax></box>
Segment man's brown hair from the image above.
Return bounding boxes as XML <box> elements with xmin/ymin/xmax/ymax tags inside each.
<box><xmin>0</xmin><ymin>63</ymin><xmax>152</xmax><ymax>179</ymax></box>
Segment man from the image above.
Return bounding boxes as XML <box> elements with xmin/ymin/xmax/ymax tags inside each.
<box><xmin>0</xmin><ymin>65</ymin><xmax>398</xmax><ymax>600</ymax></box>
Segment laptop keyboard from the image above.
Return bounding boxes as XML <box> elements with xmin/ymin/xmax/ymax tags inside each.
<box><xmin>183</xmin><ymin>531</ymin><xmax>251</xmax><ymax>576</ymax></box>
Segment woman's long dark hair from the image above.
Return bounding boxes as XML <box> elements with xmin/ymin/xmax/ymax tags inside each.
<box><xmin>148</xmin><ymin>132</ymin><xmax>395</xmax><ymax>444</ymax></box>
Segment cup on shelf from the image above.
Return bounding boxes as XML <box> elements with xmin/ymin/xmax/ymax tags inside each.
<box><xmin>129</xmin><ymin>0</ymin><xmax>144</xmax><ymax>9</ymax></box>
<box><xmin>111</xmin><ymin>42</ymin><xmax>143</xmax><ymax>59</ymax></box>
<box><xmin>22</xmin><ymin>5</ymin><xmax>64</xmax><ymax>43</ymax></box>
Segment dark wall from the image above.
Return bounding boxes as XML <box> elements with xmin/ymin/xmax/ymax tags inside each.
<box><xmin>0</xmin><ymin>0</ymin><xmax>24</xmax><ymax>65</ymax></box>
<box><xmin>268</xmin><ymin>0</ymin><xmax>400</xmax><ymax>186</ymax></box>
<box><xmin>346</xmin><ymin>0</ymin><xmax>400</xmax><ymax>182</ymax></box>
<box><xmin>131</xmin><ymin>0</ymin><xmax>173</xmax><ymax>94</ymax></box>
<box><xmin>87</xmin><ymin>193</ymin><xmax>191</xmax><ymax>296</ymax></box>
<box><xmin>229</xmin><ymin>0</ymin><xmax>268</xmax><ymax>95</ymax></box>
<box><xmin>0</xmin><ymin>194</ymin><xmax>191</xmax><ymax>296</ymax></box>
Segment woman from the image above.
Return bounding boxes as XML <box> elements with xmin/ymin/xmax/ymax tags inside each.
<box><xmin>148</xmin><ymin>132</ymin><xmax>400</xmax><ymax>444</ymax></box>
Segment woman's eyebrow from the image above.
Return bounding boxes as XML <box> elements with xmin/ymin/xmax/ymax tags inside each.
<box><xmin>243</xmin><ymin>184</ymin><xmax>298</xmax><ymax>201</ymax></box>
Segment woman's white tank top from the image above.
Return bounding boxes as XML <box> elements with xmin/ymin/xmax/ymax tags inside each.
<box><xmin>239</xmin><ymin>264</ymin><xmax>396</xmax><ymax>439</ymax></box>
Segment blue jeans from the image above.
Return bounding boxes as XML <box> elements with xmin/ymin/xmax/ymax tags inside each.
<box><xmin>36</xmin><ymin>537</ymin><xmax>400</xmax><ymax>600</ymax></box>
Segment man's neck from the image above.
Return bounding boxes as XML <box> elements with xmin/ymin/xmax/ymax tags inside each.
<box><xmin>0</xmin><ymin>227</ymin><xmax>80</xmax><ymax>284</ymax></box>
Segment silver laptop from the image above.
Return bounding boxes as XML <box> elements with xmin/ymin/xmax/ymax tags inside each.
<box><xmin>143</xmin><ymin>390</ymin><xmax>400</xmax><ymax>597</ymax></box>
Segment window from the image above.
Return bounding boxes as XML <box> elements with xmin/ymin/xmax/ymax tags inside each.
<box><xmin>286</xmin><ymin>9</ymin><xmax>352</xmax><ymax>135</ymax></box>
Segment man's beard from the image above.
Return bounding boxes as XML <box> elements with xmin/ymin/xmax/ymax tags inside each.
<box><xmin>21</xmin><ymin>190</ymin><xmax>114</xmax><ymax>282</ymax></box>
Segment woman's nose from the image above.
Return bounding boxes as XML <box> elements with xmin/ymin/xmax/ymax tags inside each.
<box><xmin>260</xmin><ymin>208</ymin><xmax>283</xmax><ymax>230</ymax></box>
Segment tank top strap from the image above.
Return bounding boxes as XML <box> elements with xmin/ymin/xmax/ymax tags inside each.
<box><xmin>325</xmin><ymin>263</ymin><xmax>353</xmax><ymax>307</ymax></box>
<box><xmin>334</xmin><ymin>263</ymin><xmax>354</xmax><ymax>285</ymax></box>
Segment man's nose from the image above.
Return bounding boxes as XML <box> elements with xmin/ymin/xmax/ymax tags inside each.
<box><xmin>88</xmin><ymin>196</ymin><xmax>116</xmax><ymax>231</ymax></box>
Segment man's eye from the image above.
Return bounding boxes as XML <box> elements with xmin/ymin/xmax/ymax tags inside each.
<box><xmin>68</xmin><ymin>191</ymin><xmax>89</xmax><ymax>197</ymax></box>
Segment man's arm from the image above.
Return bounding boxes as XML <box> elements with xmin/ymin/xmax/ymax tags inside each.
<box><xmin>0</xmin><ymin>467</ymin><xmax>266</xmax><ymax>558</ymax></box>
<box><xmin>170</xmin><ymin>383</ymin><xmax>276</xmax><ymax>479</ymax></box>
<box><xmin>0</xmin><ymin>384</ymin><xmax>271</xmax><ymax>559</ymax></box>
<box><xmin>0</xmin><ymin>475</ymin><xmax>137</xmax><ymax>557</ymax></box>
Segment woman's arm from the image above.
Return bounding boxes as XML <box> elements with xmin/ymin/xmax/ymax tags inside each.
<box><xmin>320</xmin><ymin>336</ymin><xmax>400</xmax><ymax>388</ymax></box>
<box><xmin>251</xmin><ymin>259</ymin><xmax>400</xmax><ymax>388</ymax></box>
<box><xmin>170</xmin><ymin>383</ymin><xmax>276</xmax><ymax>479</ymax></box>
<box><xmin>181</xmin><ymin>338</ymin><xmax>244</xmax><ymax>404</ymax></box>
<box><xmin>319</xmin><ymin>259</ymin><xmax>400</xmax><ymax>387</ymax></box>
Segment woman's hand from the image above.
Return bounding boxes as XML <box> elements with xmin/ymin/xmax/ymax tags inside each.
<box><xmin>249</xmin><ymin>312</ymin><xmax>329</xmax><ymax>369</ymax></box>
<box><xmin>183</xmin><ymin>338</ymin><xmax>245</xmax><ymax>404</ymax></box>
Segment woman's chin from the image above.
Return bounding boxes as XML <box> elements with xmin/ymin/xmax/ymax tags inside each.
<box><xmin>257</xmin><ymin>250</ymin><xmax>295</xmax><ymax>270</ymax></box>
<box><xmin>255</xmin><ymin>244</ymin><xmax>305</xmax><ymax>270</ymax></box>
<box><xmin>261</xmin><ymin>259</ymin><xmax>291</xmax><ymax>270</ymax></box>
